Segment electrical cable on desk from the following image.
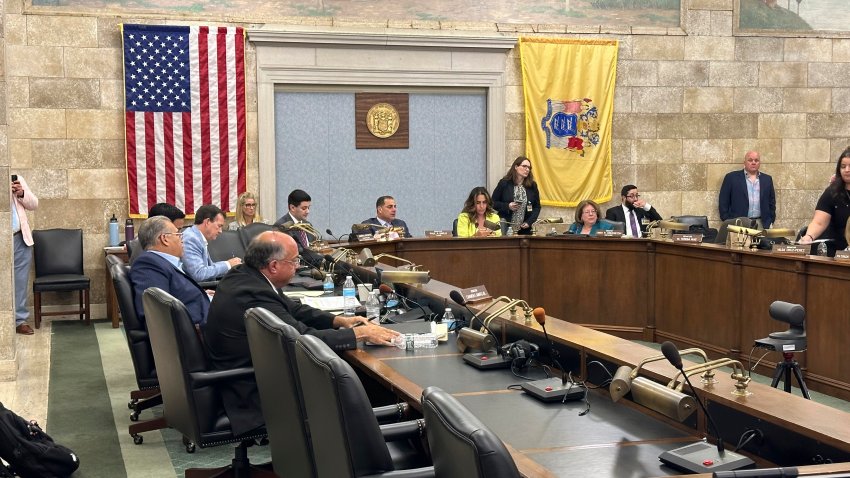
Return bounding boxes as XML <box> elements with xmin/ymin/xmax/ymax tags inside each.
<box><xmin>748</xmin><ymin>346</ymin><xmax>772</xmax><ymax>377</ymax></box>
<box><xmin>733</xmin><ymin>428</ymin><xmax>763</xmax><ymax>453</ymax></box>
<box><xmin>510</xmin><ymin>358</ymin><xmax>547</xmax><ymax>381</ymax></box>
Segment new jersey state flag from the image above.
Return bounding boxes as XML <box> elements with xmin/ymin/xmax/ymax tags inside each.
<box><xmin>520</xmin><ymin>38</ymin><xmax>618</xmax><ymax>207</ymax></box>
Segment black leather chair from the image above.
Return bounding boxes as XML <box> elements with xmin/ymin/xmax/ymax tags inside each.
<box><xmin>142</xmin><ymin>288</ymin><xmax>274</xmax><ymax>477</ymax></box>
<box><xmin>238</xmin><ymin>223</ymin><xmax>276</xmax><ymax>249</ymax></box>
<box><xmin>421</xmin><ymin>386</ymin><xmax>520</xmax><ymax>478</ymax></box>
<box><xmin>451</xmin><ymin>218</ymin><xmax>458</xmax><ymax>237</ymax></box>
<box><xmin>672</xmin><ymin>215</ymin><xmax>718</xmax><ymax>243</ymax></box>
<box><xmin>245</xmin><ymin>307</ymin><xmax>413</xmax><ymax>478</ymax></box>
<box><xmin>109</xmin><ymin>260</ymin><xmax>166</xmax><ymax>445</ymax></box>
<box><xmin>32</xmin><ymin>228</ymin><xmax>90</xmax><ymax>329</ymax></box>
<box><xmin>208</xmin><ymin>229</ymin><xmax>245</xmax><ymax>262</ymax></box>
<box><xmin>126</xmin><ymin>238</ymin><xmax>142</xmax><ymax>265</ymax></box>
<box><xmin>294</xmin><ymin>334</ymin><xmax>434</xmax><ymax>478</ymax></box>
<box><xmin>599</xmin><ymin>218</ymin><xmax>625</xmax><ymax>233</ymax></box>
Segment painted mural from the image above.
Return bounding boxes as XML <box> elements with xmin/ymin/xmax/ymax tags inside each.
<box><xmin>739</xmin><ymin>0</ymin><xmax>850</xmax><ymax>34</ymax></box>
<box><xmin>28</xmin><ymin>0</ymin><xmax>681</xmax><ymax>28</ymax></box>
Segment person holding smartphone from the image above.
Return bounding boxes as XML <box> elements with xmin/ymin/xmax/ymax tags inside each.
<box><xmin>11</xmin><ymin>174</ymin><xmax>38</xmax><ymax>335</ymax></box>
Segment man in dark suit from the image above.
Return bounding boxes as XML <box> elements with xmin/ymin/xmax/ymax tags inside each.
<box><xmin>204</xmin><ymin>231</ymin><xmax>400</xmax><ymax>435</ymax></box>
<box><xmin>718</xmin><ymin>151</ymin><xmax>776</xmax><ymax>229</ymax></box>
<box><xmin>361</xmin><ymin>195</ymin><xmax>412</xmax><ymax>238</ymax></box>
<box><xmin>273</xmin><ymin>189</ymin><xmax>317</xmax><ymax>249</ymax></box>
<box><xmin>605</xmin><ymin>185</ymin><xmax>663</xmax><ymax>237</ymax></box>
<box><xmin>129</xmin><ymin>215</ymin><xmax>211</xmax><ymax>326</ymax></box>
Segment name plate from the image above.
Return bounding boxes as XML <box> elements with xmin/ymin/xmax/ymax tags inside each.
<box><xmin>672</xmin><ymin>233</ymin><xmax>703</xmax><ymax>244</ymax></box>
<box><xmin>596</xmin><ymin>230</ymin><xmax>623</xmax><ymax>238</ymax></box>
<box><xmin>834</xmin><ymin>250</ymin><xmax>850</xmax><ymax>262</ymax></box>
<box><xmin>772</xmin><ymin>244</ymin><xmax>808</xmax><ymax>255</ymax></box>
<box><xmin>356</xmin><ymin>233</ymin><xmax>376</xmax><ymax>242</ymax></box>
<box><xmin>424</xmin><ymin>230</ymin><xmax>452</xmax><ymax>238</ymax></box>
<box><xmin>461</xmin><ymin>285</ymin><xmax>491</xmax><ymax>304</ymax></box>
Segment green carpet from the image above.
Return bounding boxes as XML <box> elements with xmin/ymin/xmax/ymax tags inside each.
<box><xmin>48</xmin><ymin>320</ymin><xmax>126</xmax><ymax>477</ymax></box>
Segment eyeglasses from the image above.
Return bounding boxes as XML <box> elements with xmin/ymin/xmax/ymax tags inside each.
<box><xmin>275</xmin><ymin>257</ymin><xmax>301</xmax><ymax>267</ymax></box>
<box><xmin>160</xmin><ymin>232</ymin><xmax>184</xmax><ymax>239</ymax></box>
<box><xmin>518</xmin><ymin>164</ymin><xmax>532</xmax><ymax>170</ymax></box>
<box><xmin>243</xmin><ymin>203</ymin><xmax>257</xmax><ymax>208</ymax></box>
<box><xmin>626</xmin><ymin>194</ymin><xmax>641</xmax><ymax>199</ymax></box>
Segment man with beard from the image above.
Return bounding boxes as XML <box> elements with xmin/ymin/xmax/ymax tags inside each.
<box><xmin>605</xmin><ymin>185</ymin><xmax>663</xmax><ymax>238</ymax></box>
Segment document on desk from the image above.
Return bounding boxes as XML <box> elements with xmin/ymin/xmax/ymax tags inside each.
<box><xmin>283</xmin><ymin>290</ymin><xmax>326</xmax><ymax>299</ymax></box>
<box><xmin>300</xmin><ymin>296</ymin><xmax>361</xmax><ymax>311</ymax></box>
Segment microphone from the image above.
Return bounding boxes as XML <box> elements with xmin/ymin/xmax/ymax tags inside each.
<box><xmin>379</xmin><ymin>283</ymin><xmax>433</xmax><ymax>322</ymax></box>
<box><xmin>299</xmin><ymin>248</ymin><xmax>326</xmax><ymax>280</ymax></box>
<box><xmin>519</xmin><ymin>308</ymin><xmax>584</xmax><ymax>402</ymax></box>
<box><xmin>326</xmin><ymin>228</ymin><xmax>349</xmax><ymax>243</ymax></box>
<box><xmin>323</xmin><ymin>254</ymin><xmax>365</xmax><ymax>286</ymax></box>
<box><xmin>378</xmin><ymin>283</ymin><xmax>400</xmax><ymax>309</ymax></box>
<box><xmin>450</xmin><ymin>290</ymin><xmax>480</xmax><ymax>328</ymax></box>
<box><xmin>660</xmin><ymin>341</ymin><xmax>731</xmax><ymax>462</ymax></box>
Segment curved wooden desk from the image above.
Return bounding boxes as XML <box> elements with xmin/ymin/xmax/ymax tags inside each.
<box><xmin>355</xmin><ymin>236</ymin><xmax>850</xmax><ymax>401</ymax></box>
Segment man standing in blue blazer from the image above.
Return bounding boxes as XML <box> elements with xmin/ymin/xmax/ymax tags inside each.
<box><xmin>718</xmin><ymin>151</ymin><xmax>776</xmax><ymax>229</ymax></box>
<box><xmin>130</xmin><ymin>216</ymin><xmax>212</xmax><ymax>326</ymax></box>
<box><xmin>182</xmin><ymin>204</ymin><xmax>241</xmax><ymax>282</ymax></box>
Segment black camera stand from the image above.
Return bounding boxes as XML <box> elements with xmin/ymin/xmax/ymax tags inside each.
<box><xmin>770</xmin><ymin>352</ymin><xmax>810</xmax><ymax>399</ymax></box>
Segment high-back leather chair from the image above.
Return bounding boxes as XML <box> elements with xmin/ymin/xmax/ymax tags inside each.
<box><xmin>245</xmin><ymin>307</ymin><xmax>317</xmax><ymax>478</ymax></box>
<box><xmin>599</xmin><ymin>218</ymin><xmax>625</xmax><ymax>233</ymax></box>
<box><xmin>421</xmin><ymin>386</ymin><xmax>520</xmax><ymax>478</ymax></box>
<box><xmin>142</xmin><ymin>288</ymin><xmax>274</xmax><ymax>477</ymax></box>
<box><xmin>294</xmin><ymin>334</ymin><xmax>434</xmax><ymax>478</ymax></box>
<box><xmin>207</xmin><ymin>229</ymin><xmax>245</xmax><ymax>262</ymax></box>
<box><xmin>109</xmin><ymin>260</ymin><xmax>166</xmax><ymax>444</ymax></box>
<box><xmin>672</xmin><ymin>215</ymin><xmax>718</xmax><ymax>243</ymax></box>
<box><xmin>31</xmin><ymin>228</ymin><xmax>90</xmax><ymax>328</ymax></box>
<box><xmin>239</xmin><ymin>223</ymin><xmax>277</xmax><ymax>249</ymax></box>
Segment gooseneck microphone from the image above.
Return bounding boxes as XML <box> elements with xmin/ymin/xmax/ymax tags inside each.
<box><xmin>519</xmin><ymin>307</ymin><xmax>585</xmax><ymax>402</ymax></box>
<box><xmin>323</xmin><ymin>254</ymin><xmax>365</xmax><ymax>286</ymax></box>
<box><xmin>450</xmin><ymin>290</ymin><xmax>479</xmax><ymax>328</ymax></box>
<box><xmin>661</xmin><ymin>341</ymin><xmax>724</xmax><ymax>455</ymax></box>
<box><xmin>326</xmin><ymin>228</ymin><xmax>349</xmax><ymax>243</ymax></box>
<box><xmin>379</xmin><ymin>283</ymin><xmax>432</xmax><ymax>321</ymax></box>
<box><xmin>533</xmin><ymin>308</ymin><xmax>567</xmax><ymax>386</ymax></box>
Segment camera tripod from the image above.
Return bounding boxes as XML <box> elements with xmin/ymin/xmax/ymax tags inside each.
<box><xmin>770</xmin><ymin>352</ymin><xmax>810</xmax><ymax>399</ymax></box>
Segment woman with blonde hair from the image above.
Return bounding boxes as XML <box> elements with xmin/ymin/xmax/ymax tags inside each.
<box><xmin>228</xmin><ymin>192</ymin><xmax>265</xmax><ymax>230</ymax></box>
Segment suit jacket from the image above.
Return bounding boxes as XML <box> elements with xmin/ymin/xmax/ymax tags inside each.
<box><xmin>11</xmin><ymin>176</ymin><xmax>38</xmax><ymax>246</ymax></box>
<box><xmin>491</xmin><ymin>178</ymin><xmax>541</xmax><ymax>234</ymax></box>
<box><xmin>204</xmin><ymin>264</ymin><xmax>356</xmax><ymax>435</ymax></box>
<box><xmin>718</xmin><ymin>170</ymin><xmax>776</xmax><ymax>229</ymax></box>
<box><xmin>129</xmin><ymin>251</ymin><xmax>210</xmax><ymax>326</ymax></box>
<box><xmin>605</xmin><ymin>204</ymin><xmax>662</xmax><ymax>233</ymax></box>
<box><xmin>274</xmin><ymin>212</ymin><xmax>316</xmax><ymax>248</ymax></box>
<box><xmin>361</xmin><ymin>217</ymin><xmax>412</xmax><ymax>238</ymax></box>
<box><xmin>182</xmin><ymin>225</ymin><xmax>229</xmax><ymax>282</ymax></box>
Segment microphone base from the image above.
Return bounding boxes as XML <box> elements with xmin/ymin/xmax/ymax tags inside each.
<box><xmin>521</xmin><ymin>377</ymin><xmax>585</xmax><ymax>402</ymax></box>
<box><xmin>659</xmin><ymin>441</ymin><xmax>754</xmax><ymax>474</ymax></box>
<box><xmin>463</xmin><ymin>351</ymin><xmax>512</xmax><ymax>370</ymax></box>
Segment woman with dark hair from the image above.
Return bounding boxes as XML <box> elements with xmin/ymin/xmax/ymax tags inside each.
<box><xmin>491</xmin><ymin>156</ymin><xmax>541</xmax><ymax>235</ymax></box>
<box><xmin>567</xmin><ymin>200</ymin><xmax>613</xmax><ymax>235</ymax></box>
<box><xmin>456</xmin><ymin>187</ymin><xmax>502</xmax><ymax>238</ymax></box>
<box><xmin>800</xmin><ymin>147</ymin><xmax>850</xmax><ymax>251</ymax></box>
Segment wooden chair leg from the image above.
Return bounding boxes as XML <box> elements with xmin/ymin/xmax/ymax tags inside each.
<box><xmin>83</xmin><ymin>288</ymin><xmax>90</xmax><ymax>325</ymax></box>
<box><xmin>33</xmin><ymin>292</ymin><xmax>41</xmax><ymax>329</ymax></box>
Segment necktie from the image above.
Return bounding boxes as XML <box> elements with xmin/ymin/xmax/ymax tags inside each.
<box><xmin>630</xmin><ymin>210</ymin><xmax>640</xmax><ymax>238</ymax></box>
<box><xmin>299</xmin><ymin>230</ymin><xmax>308</xmax><ymax>248</ymax></box>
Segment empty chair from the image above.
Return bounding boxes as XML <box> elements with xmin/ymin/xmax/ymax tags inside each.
<box><xmin>143</xmin><ymin>288</ymin><xmax>274</xmax><ymax>477</ymax></box>
<box><xmin>109</xmin><ymin>260</ymin><xmax>166</xmax><ymax>445</ymax></box>
<box><xmin>31</xmin><ymin>228</ymin><xmax>90</xmax><ymax>328</ymax></box>
<box><xmin>294</xmin><ymin>334</ymin><xmax>433</xmax><ymax>478</ymax></box>
<box><xmin>207</xmin><ymin>229</ymin><xmax>245</xmax><ymax>262</ymax></box>
<box><xmin>421</xmin><ymin>386</ymin><xmax>520</xmax><ymax>478</ymax></box>
<box><xmin>672</xmin><ymin>215</ymin><xmax>718</xmax><ymax>243</ymax></box>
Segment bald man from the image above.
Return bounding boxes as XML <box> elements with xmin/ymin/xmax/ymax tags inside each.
<box><xmin>719</xmin><ymin>151</ymin><xmax>776</xmax><ymax>229</ymax></box>
<box><xmin>204</xmin><ymin>231</ymin><xmax>400</xmax><ymax>435</ymax></box>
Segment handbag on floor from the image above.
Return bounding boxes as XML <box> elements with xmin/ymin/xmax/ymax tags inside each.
<box><xmin>0</xmin><ymin>402</ymin><xmax>79</xmax><ymax>478</ymax></box>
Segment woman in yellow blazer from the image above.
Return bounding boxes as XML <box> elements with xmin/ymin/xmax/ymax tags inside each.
<box><xmin>456</xmin><ymin>187</ymin><xmax>502</xmax><ymax>238</ymax></box>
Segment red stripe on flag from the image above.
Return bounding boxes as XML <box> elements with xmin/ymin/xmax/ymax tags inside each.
<box><xmin>182</xmin><ymin>111</ymin><xmax>194</xmax><ymax>214</ymax></box>
<box><xmin>198</xmin><ymin>26</ymin><xmax>212</xmax><ymax>205</ymax></box>
<box><xmin>216</xmin><ymin>27</ymin><xmax>230</xmax><ymax>208</ymax></box>
<box><xmin>235</xmin><ymin>27</ymin><xmax>246</xmax><ymax>195</ymax></box>
<box><xmin>163</xmin><ymin>114</ymin><xmax>175</xmax><ymax>205</ymax></box>
<box><xmin>144</xmin><ymin>112</ymin><xmax>157</xmax><ymax>212</ymax></box>
<box><xmin>125</xmin><ymin>111</ymin><xmax>139</xmax><ymax>215</ymax></box>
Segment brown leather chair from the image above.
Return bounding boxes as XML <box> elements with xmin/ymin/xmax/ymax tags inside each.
<box><xmin>32</xmin><ymin>228</ymin><xmax>90</xmax><ymax>328</ymax></box>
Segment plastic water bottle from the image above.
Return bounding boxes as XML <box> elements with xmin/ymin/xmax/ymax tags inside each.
<box><xmin>442</xmin><ymin>308</ymin><xmax>456</xmax><ymax>331</ymax></box>
<box><xmin>342</xmin><ymin>275</ymin><xmax>356</xmax><ymax>317</ymax></box>
<box><xmin>393</xmin><ymin>333</ymin><xmax>438</xmax><ymax>350</ymax></box>
<box><xmin>365</xmin><ymin>290</ymin><xmax>381</xmax><ymax>322</ymax></box>
<box><xmin>124</xmin><ymin>218</ymin><xmax>135</xmax><ymax>242</ymax></box>
<box><xmin>323</xmin><ymin>273</ymin><xmax>334</xmax><ymax>296</ymax></box>
<box><xmin>108</xmin><ymin>214</ymin><xmax>119</xmax><ymax>246</ymax></box>
<box><xmin>506</xmin><ymin>226</ymin><xmax>514</xmax><ymax>236</ymax></box>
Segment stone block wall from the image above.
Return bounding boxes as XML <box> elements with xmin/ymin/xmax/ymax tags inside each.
<box><xmin>3</xmin><ymin>0</ymin><xmax>849</xmax><ymax>325</ymax></box>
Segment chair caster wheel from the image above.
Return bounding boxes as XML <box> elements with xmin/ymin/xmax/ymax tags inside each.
<box><xmin>183</xmin><ymin>437</ymin><xmax>196</xmax><ymax>453</ymax></box>
<box><xmin>128</xmin><ymin>400</ymin><xmax>137</xmax><ymax>410</ymax></box>
<box><xmin>130</xmin><ymin>412</ymin><xmax>140</xmax><ymax>422</ymax></box>
<box><xmin>132</xmin><ymin>434</ymin><xmax>143</xmax><ymax>445</ymax></box>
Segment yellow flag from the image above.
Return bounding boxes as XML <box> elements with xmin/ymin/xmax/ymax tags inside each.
<box><xmin>520</xmin><ymin>38</ymin><xmax>618</xmax><ymax>207</ymax></box>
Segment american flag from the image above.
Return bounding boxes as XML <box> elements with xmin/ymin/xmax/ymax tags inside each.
<box><xmin>122</xmin><ymin>24</ymin><xmax>246</xmax><ymax>217</ymax></box>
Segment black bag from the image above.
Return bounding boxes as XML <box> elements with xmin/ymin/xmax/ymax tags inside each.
<box><xmin>0</xmin><ymin>403</ymin><xmax>79</xmax><ymax>478</ymax></box>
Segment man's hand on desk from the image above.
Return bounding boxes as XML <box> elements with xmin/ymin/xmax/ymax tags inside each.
<box><xmin>352</xmin><ymin>323</ymin><xmax>400</xmax><ymax>346</ymax></box>
<box><xmin>334</xmin><ymin>315</ymin><xmax>368</xmax><ymax>329</ymax></box>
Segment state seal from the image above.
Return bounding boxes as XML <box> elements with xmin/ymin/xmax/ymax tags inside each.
<box><xmin>366</xmin><ymin>103</ymin><xmax>400</xmax><ymax>139</ymax></box>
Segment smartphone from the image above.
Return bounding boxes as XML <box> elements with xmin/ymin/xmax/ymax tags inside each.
<box><xmin>10</xmin><ymin>175</ymin><xmax>17</xmax><ymax>182</ymax></box>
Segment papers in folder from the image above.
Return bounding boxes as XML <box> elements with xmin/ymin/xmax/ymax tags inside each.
<box><xmin>300</xmin><ymin>296</ymin><xmax>361</xmax><ymax>311</ymax></box>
